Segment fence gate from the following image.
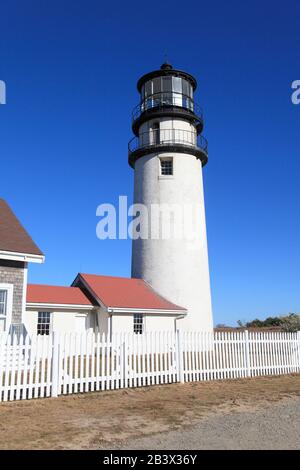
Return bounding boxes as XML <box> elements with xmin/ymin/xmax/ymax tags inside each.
<box><xmin>56</xmin><ymin>331</ymin><xmax>179</xmax><ymax>395</ymax></box>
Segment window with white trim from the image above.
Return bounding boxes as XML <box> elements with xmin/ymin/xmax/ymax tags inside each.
<box><xmin>160</xmin><ymin>158</ymin><xmax>173</xmax><ymax>176</ymax></box>
<box><xmin>37</xmin><ymin>311</ymin><xmax>51</xmax><ymax>335</ymax></box>
<box><xmin>133</xmin><ymin>314</ymin><xmax>144</xmax><ymax>334</ymax></box>
<box><xmin>0</xmin><ymin>289</ymin><xmax>8</xmax><ymax>332</ymax></box>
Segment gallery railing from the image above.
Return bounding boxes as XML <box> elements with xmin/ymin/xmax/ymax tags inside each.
<box><xmin>128</xmin><ymin>128</ymin><xmax>208</xmax><ymax>156</ymax></box>
<box><xmin>132</xmin><ymin>92</ymin><xmax>204</xmax><ymax>123</ymax></box>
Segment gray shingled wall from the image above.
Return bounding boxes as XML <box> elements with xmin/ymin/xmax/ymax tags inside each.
<box><xmin>0</xmin><ymin>260</ymin><xmax>25</xmax><ymax>324</ymax></box>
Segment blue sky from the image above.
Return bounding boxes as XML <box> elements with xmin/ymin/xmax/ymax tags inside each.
<box><xmin>0</xmin><ymin>0</ymin><xmax>299</xmax><ymax>326</ymax></box>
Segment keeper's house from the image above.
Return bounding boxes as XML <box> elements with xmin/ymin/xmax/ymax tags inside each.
<box><xmin>0</xmin><ymin>199</ymin><xmax>186</xmax><ymax>337</ymax></box>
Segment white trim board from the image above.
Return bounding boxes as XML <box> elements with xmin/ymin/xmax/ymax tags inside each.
<box><xmin>107</xmin><ymin>307</ymin><xmax>187</xmax><ymax>316</ymax></box>
<box><xmin>0</xmin><ymin>250</ymin><xmax>45</xmax><ymax>264</ymax></box>
<box><xmin>26</xmin><ymin>302</ymin><xmax>95</xmax><ymax>311</ymax></box>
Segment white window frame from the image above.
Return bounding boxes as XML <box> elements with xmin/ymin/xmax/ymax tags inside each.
<box><xmin>133</xmin><ymin>313</ymin><xmax>145</xmax><ymax>334</ymax></box>
<box><xmin>37</xmin><ymin>311</ymin><xmax>52</xmax><ymax>335</ymax></box>
<box><xmin>159</xmin><ymin>156</ymin><xmax>174</xmax><ymax>179</ymax></box>
<box><xmin>0</xmin><ymin>283</ymin><xmax>13</xmax><ymax>334</ymax></box>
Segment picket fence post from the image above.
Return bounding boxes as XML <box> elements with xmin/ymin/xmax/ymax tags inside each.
<box><xmin>123</xmin><ymin>334</ymin><xmax>128</xmax><ymax>389</ymax></box>
<box><xmin>244</xmin><ymin>330</ymin><xmax>251</xmax><ymax>378</ymax></box>
<box><xmin>176</xmin><ymin>330</ymin><xmax>185</xmax><ymax>383</ymax></box>
<box><xmin>297</xmin><ymin>331</ymin><xmax>300</xmax><ymax>372</ymax></box>
<box><xmin>51</xmin><ymin>332</ymin><xmax>60</xmax><ymax>398</ymax></box>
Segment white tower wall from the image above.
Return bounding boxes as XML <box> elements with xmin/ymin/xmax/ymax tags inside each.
<box><xmin>131</xmin><ymin>149</ymin><xmax>213</xmax><ymax>331</ymax></box>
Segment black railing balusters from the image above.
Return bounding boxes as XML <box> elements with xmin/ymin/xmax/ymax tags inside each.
<box><xmin>132</xmin><ymin>91</ymin><xmax>204</xmax><ymax>123</ymax></box>
<box><xmin>128</xmin><ymin>129</ymin><xmax>208</xmax><ymax>155</ymax></box>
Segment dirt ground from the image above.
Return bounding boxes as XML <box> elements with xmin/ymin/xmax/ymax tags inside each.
<box><xmin>120</xmin><ymin>396</ymin><xmax>300</xmax><ymax>450</ymax></box>
<box><xmin>0</xmin><ymin>374</ymin><xmax>299</xmax><ymax>450</ymax></box>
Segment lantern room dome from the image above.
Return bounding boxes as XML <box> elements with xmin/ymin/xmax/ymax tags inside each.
<box><xmin>136</xmin><ymin>63</ymin><xmax>197</xmax><ymax>92</ymax></box>
<box><xmin>160</xmin><ymin>61</ymin><xmax>173</xmax><ymax>70</ymax></box>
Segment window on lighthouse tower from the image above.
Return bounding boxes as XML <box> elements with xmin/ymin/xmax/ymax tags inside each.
<box><xmin>160</xmin><ymin>158</ymin><xmax>173</xmax><ymax>176</ymax></box>
<box><xmin>152</xmin><ymin>122</ymin><xmax>160</xmax><ymax>145</ymax></box>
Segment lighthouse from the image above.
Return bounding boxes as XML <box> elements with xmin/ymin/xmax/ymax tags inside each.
<box><xmin>128</xmin><ymin>62</ymin><xmax>213</xmax><ymax>331</ymax></box>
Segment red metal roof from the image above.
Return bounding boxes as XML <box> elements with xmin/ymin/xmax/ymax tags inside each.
<box><xmin>77</xmin><ymin>273</ymin><xmax>186</xmax><ymax>311</ymax></box>
<box><xmin>27</xmin><ymin>284</ymin><xmax>93</xmax><ymax>306</ymax></box>
<box><xmin>0</xmin><ymin>199</ymin><xmax>43</xmax><ymax>256</ymax></box>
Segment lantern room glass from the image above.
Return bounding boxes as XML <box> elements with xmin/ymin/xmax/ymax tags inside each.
<box><xmin>141</xmin><ymin>76</ymin><xmax>194</xmax><ymax>111</ymax></box>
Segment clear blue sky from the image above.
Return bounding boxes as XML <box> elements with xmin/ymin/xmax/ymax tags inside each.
<box><xmin>1</xmin><ymin>0</ymin><xmax>299</xmax><ymax>326</ymax></box>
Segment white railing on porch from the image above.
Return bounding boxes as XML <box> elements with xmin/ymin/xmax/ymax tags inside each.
<box><xmin>0</xmin><ymin>330</ymin><xmax>299</xmax><ymax>402</ymax></box>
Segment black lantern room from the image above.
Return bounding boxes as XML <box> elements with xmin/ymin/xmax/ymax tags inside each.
<box><xmin>128</xmin><ymin>63</ymin><xmax>208</xmax><ymax>168</ymax></box>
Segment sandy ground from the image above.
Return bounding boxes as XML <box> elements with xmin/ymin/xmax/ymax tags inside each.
<box><xmin>0</xmin><ymin>374</ymin><xmax>299</xmax><ymax>449</ymax></box>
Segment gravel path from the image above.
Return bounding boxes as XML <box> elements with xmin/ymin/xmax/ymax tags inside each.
<box><xmin>119</xmin><ymin>396</ymin><xmax>300</xmax><ymax>450</ymax></box>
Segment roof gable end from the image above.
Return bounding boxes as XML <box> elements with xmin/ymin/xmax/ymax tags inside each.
<box><xmin>0</xmin><ymin>199</ymin><xmax>44</xmax><ymax>260</ymax></box>
<box><xmin>73</xmin><ymin>273</ymin><xmax>187</xmax><ymax>313</ymax></box>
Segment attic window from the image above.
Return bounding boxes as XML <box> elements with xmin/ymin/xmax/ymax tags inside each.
<box><xmin>133</xmin><ymin>314</ymin><xmax>144</xmax><ymax>334</ymax></box>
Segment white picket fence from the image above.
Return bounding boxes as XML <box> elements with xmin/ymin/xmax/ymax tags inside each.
<box><xmin>0</xmin><ymin>330</ymin><xmax>299</xmax><ymax>402</ymax></box>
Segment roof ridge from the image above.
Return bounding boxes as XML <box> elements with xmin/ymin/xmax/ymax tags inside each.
<box><xmin>27</xmin><ymin>283</ymin><xmax>80</xmax><ymax>288</ymax></box>
<box><xmin>80</xmin><ymin>273</ymin><xmax>141</xmax><ymax>281</ymax></box>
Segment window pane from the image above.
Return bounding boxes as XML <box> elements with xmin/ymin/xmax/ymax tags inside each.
<box><xmin>161</xmin><ymin>159</ymin><xmax>173</xmax><ymax>176</ymax></box>
<box><xmin>152</xmin><ymin>77</ymin><xmax>161</xmax><ymax>95</ymax></box>
<box><xmin>162</xmin><ymin>76</ymin><xmax>172</xmax><ymax>92</ymax></box>
<box><xmin>37</xmin><ymin>311</ymin><xmax>51</xmax><ymax>335</ymax></box>
<box><xmin>145</xmin><ymin>81</ymin><xmax>152</xmax><ymax>98</ymax></box>
<box><xmin>0</xmin><ymin>289</ymin><xmax>7</xmax><ymax>303</ymax></box>
<box><xmin>0</xmin><ymin>290</ymin><xmax>7</xmax><ymax>316</ymax></box>
<box><xmin>182</xmin><ymin>79</ymin><xmax>189</xmax><ymax>96</ymax></box>
<box><xmin>172</xmin><ymin>77</ymin><xmax>182</xmax><ymax>93</ymax></box>
<box><xmin>133</xmin><ymin>314</ymin><xmax>144</xmax><ymax>334</ymax></box>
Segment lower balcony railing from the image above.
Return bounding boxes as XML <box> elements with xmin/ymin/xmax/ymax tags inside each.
<box><xmin>128</xmin><ymin>129</ymin><xmax>208</xmax><ymax>156</ymax></box>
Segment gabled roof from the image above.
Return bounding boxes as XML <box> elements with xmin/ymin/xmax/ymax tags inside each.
<box><xmin>75</xmin><ymin>273</ymin><xmax>186</xmax><ymax>312</ymax></box>
<box><xmin>27</xmin><ymin>284</ymin><xmax>93</xmax><ymax>306</ymax></box>
<box><xmin>0</xmin><ymin>199</ymin><xmax>43</xmax><ymax>257</ymax></box>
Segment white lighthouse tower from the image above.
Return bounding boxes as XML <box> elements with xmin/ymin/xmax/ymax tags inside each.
<box><xmin>129</xmin><ymin>62</ymin><xmax>213</xmax><ymax>331</ymax></box>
